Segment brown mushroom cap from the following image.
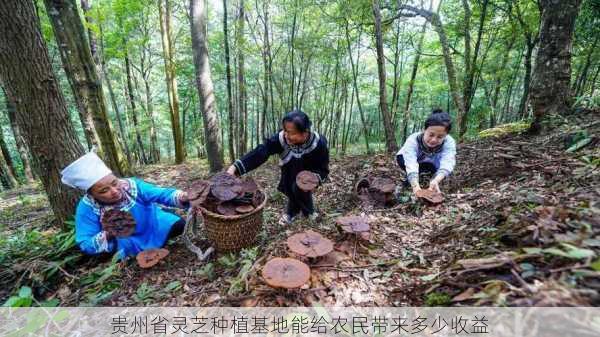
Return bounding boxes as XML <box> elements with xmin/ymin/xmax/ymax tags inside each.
<box><xmin>235</xmin><ymin>204</ymin><xmax>255</xmax><ymax>214</ymax></box>
<box><xmin>210</xmin><ymin>172</ymin><xmax>243</xmax><ymax>201</ymax></box>
<box><xmin>370</xmin><ymin>177</ymin><xmax>395</xmax><ymax>193</ymax></box>
<box><xmin>336</xmin><ymin>215</ymin><xmax>370</xmax><ymax>233</ymax></box>
<box><xmin>136</xmin><ymin>248</ymin><xmax>169</xmax><ymax>268</ymax></box>
<box><xmin>287</xmin><ymin>230</ymin><xmax>334</xmax><ymax>258</ymax></box>
<box><xmin>262</xmin><ymin>257</ymin><xmax>311</xmax><ymax>289</ymax></box>
<box><xmin>240</xmin><ymin>178</ymin><xmax>259</xmax><ymax>194</ymax></box>
<box><xmin>416</xmin><ymin>189</ymin><xmax>444</xmax><ymax>204</ymax></box>
<box><xmin>217</xmin><ymin>202</ymin><xmax>238</xmax><ymax>216</ymax></box>
<box><xmin>296</xmin><ymin>171</ymin><xmax>319</xmax><ymax>192</ymax></box>
<box><xmin>187</xmin><ymin>180</ymin><xmax>211</xmax><ymax>208</ymax></box>
<box><xmin>101</xmin><ymin>209</ymin><xmax>136</xmax><ymax>237</ymax></box>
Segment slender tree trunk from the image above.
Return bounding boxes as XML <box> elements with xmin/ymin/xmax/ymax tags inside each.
<box><xmin>518</xmin><ymin>40</ymin><xmax>535</xmax><ymax>119</ymax></box>
<box><xmin>0</xmin><ymin>124</ymin><xmax>17</xmax><ymax>181</ymax></box>
<box><xmin>574</xmin><ymin>36</ymin><xmax>599</xmax><ymax>97</ymax></box>
<box><xmin>372</xmin><ymin>0</ymin><xmax>398</xmax><ymax>153</ymax></box>
<box><xmin>529</xmin><ymin>0</ymin><xmax>582</xmax><ymax>133</ymax></box>
<box><xmin>4</xmin><ymin>92</ymin><xmax>35</xmax><ymax>182</ymax></box>
<box><xmin>124</xmin><ymin>51</ymin><xmax>148</xmax><ymax>164</ymax></box>
<box><xmin>344</xmin><ymin>22</ymin><xmax>370</xmax><ymax>153</ymax></box>
<box><xmin>159</xmin><ymin>0</ymin><xmax>185</xmax><ymax>163</ymax></box>
<box><xmin>398</xmin><ymin>4</ymin><xmax>466</xmax><ymax>140</ymax></box>
<box><xmin>403</xmin><ymin>0</ymin><xmax>433</xmax><ymax>142</ymax></box>
<box><xmin>223</xmin><ymin>0</ymin><xmax>236</xmax><ymax>161</ymax></box>
<box><xmin>236</xmin><ymin>0</ymin><xmax>247</xmax><ymax>155</ymax></box>
<box><xmin>0</xmin><ymin>0</ymin><xmax>85</xmax><ymax>224</ymax></box>
<box><xmin>44</xmin><ymin>0</ymin><xmax>129</xmax><ymax>175</ymax></box>
<box><xmin>190</xmin><ymin>0</ymin><xmax>225</xmax><ymax>172</ymax></box>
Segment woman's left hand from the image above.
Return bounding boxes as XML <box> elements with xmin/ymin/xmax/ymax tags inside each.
<box><xmin>428</xmin><ymin>180</ymin><xmax>441</xmax><ymax>193</ymax></box>
<box><xmin>178</xmin><ymin>191</ymin><xmax>189</xmax><ymax>203</ymax></box>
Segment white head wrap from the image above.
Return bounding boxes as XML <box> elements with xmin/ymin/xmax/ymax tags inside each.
<box><xmin>60</xmin><ymin>152</ymin><xmax>113</xmax><ymax>191</ymax></box>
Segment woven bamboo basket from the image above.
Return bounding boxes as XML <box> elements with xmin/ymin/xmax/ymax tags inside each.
<box><xmin>197</xmin><ymin>193</ymin><xmax>267</xmax><ymax>252</ymax></box>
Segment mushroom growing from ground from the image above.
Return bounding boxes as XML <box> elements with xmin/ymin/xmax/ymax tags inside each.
<box><xmin>296</xmin><ymin>171</ymin><xmax>319</xmax><ymax>192</ymax></box>
<box><xmin>287</xmin><ymin>230</ymin><xmax>334</xmax><ymax>259</ymax></box>
<box><xmin>415</xmin><ymin>189</ymin><xmax>444</xmax><ymax>205</ymax></box>
<box><xmin>101</xmin><ymin>209</ymin><xmax>136</xmax><ymax>237</ymax></box>
<box><xmin>262</xmin><ymin>257</ymin><xmax>311</xmax><ymax>289</ymax></box>
<box><xmin>336</xmin><ymin>215</ymin><xmax>370</xmax><ymax>234</ymax></box>
<box><xmin>136</xmin><ymin>248</ymin><xmax>169</xmax><ymax>268</ymax></box>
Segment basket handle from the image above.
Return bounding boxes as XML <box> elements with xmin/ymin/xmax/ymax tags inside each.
<box><xmin>183</xmin><ymin>207</ymin><xmax>214</xmax><ymax>261</ymax></box>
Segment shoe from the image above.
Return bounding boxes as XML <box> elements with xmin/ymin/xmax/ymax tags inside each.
<box><xmin>279</xmin><ymin>213</ymin><xmax>296</xmax><ymax>226</ymax></box>
<box><xmin>307</xmin><ymin>212</ymin><xmax>320</xmax><ymax>222</ymax></box>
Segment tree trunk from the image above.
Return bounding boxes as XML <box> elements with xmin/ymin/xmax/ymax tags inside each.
<box><xmin>0</xmin><ymin>123</ymin><xmax>18</xmax><ymax>181</ymax></box>
<box><xmin>403</xmin><ymin>0</ymin><xmax>433</xmax><ymax>142</ymax></box>
<box><xmin>98</xmin><ymin>24</ymin><xmax>132</xmax><ymax>166</ymax></box>
<box><xmin>44</xmin><ymin>0</ymin><xmax>128</xmax><ymax>176</ymax></box>
<box><xmin>159</xmin><ymin>0</ymin><xmax>185</xmax><ymax>163</ymax></box>
<box><xmin>236</xmin><ymin>0</ymin><xmax>247</xmax><ymax>155</ymax></box>
<box><xmin>518</xmin><ymin>40</ymin><xmax>535</xmax><ymax>119</ymax></box>
<box><xmin>223</xmin><ymin>0</ymin><xmax>236</xmax><ymax>161</ymax></box>
<box><xmin>574</xmin><ymin>35</ymin><xmax>599</xmax><ymax>98</ymax></box>
<box><xmin>372</xmin><ymin>0</ymin><xmax>398</xmax><ymax>153</ymax></box>
<box><xmin>529</xmin><ymin>0</ymin><xmax>582</xmax><ymax>133</ymax></box>
<box><xmin>124</xmin><ymin>51</ymin><xmax>148</xmax><ymax>164</ymax></box>
<box><xmin>344</xmin><ymin>21</ymin><xmax>370</xmax><ymax>153</ymax></box>
<box><xmin>0</xmin><ymin>0</ymin><xmax>85</xmax><ymax>224</ymax></box>
<box><xmin>190</xmin><ymin>0</ymin><xmax>225</xmax><ymax>172</ymax></box>
<box><xmin>398</xmin><ymin>5</ymin><xmax>466</xmax><ymax>140</ymax></box>
<box><xmin>4</xmin><ymin>92</ymin><xmax>36</xmax><ymax>182</ymax></box>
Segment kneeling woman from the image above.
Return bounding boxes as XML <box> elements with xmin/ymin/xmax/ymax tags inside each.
<box><xmin>61</xmin><ymin>152</ymin><xmax>189</xmax><ymax>259</ymax></box>
<box><xmin>227</xmin><ymin>110</ymin><xmax>329</xmax><ymax>225</ymax></box>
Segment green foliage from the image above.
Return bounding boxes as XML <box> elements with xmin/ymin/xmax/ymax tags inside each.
<box><xmin>424</xmin><ymin>292</ymin><xmax>451</xmax><ymax>306</ymax></box>
<box><xmin>478</xmin><ymin>122</ymin><xmax>531</xmax><ymax>138</ymax></box>
<box><xmin>3</xmin><ymin>286</ymin><xmax>34</xmax><ymax>307</ymax></box>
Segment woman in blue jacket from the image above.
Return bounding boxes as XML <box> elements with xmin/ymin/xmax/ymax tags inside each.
<box><xmin>61</xmin><ymin>152</ymin><xmax>189</xmax><ymax>259</ymax></box>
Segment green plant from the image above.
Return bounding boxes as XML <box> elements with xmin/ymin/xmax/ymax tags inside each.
<box><xmin>424</xmin><ymin>292</ymin><xmax>451</xmax><ymax>306</ymax></box>
<box><xmin>3</xmin><ymin>286</ymin><xmax>34</xmax><ymax>307</ymax></box>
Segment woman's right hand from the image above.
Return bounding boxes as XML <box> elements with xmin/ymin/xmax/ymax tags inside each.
<box><xmin>412</xmin><ymin>185</ymin><xmax>422</xmax><ymax>196</ymax></box>
<box><xmin>226</xmin><ymin>165</ymin><xmax>237</xmax><ymax>176</ymax></box>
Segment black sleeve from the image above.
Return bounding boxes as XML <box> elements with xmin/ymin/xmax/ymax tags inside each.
<box><xmin>311</xmin><ymin>136</ymin><xmax>330</xmax><ymax>184</ymax></box>
<box><xmin>233</xmin><ymin>133</ymin><xmax>283</xmax><ymax>175</ymax></box>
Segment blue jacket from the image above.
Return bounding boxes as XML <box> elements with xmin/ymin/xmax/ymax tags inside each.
<box><xmin>75</xmin><ymin>178</ymin><xmax>184</xmax><ymax>259</ymax></box>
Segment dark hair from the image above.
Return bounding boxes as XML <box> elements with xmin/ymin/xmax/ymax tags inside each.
<box><xmin>282</xmin><ymin>109</ymin><xmax>312</xmax><ymax>132</ymax></box>
<box><xmin>424</xmin><ymin>108</ymin><xmax>452</xmax><ymax>132</ymax></box>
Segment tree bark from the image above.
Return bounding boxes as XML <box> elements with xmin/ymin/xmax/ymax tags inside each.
<box><xmin>403</xmin><ymin>0</ymin><xmax>433</xmax><ymax>142</ymax></box>
<box><xmin>344</xmin><ymin>21</ymin><xmax>370</xmax><ymax>153</ymax></box>
<box><xmin>4</xmin><ymin>91</ymin><xmax>36</xmax><ymax>182</ymax></box>
<box><xmin>398</xmin><ymin>4</ymin><xmax>466</xmax><ymax>140</ymax></box>
<box><xmin>372</xmin><ymin>0</ymin><xmax>398</xmax><ymax>153</ymax></box>
<box><xmin>124</xmin><ymin>50</ymin><xmax>148</xmax><ymax>164</ymax></box>
<box><xmin>0</xmin><ymin>121</ymin><xmax>18</xmax><ymax>181</ymax></box>
<box><xmin>44</xmin><ymin>0</ymin><xmax>128</xmax><ymax>176</ymax></box>
<box><xmin>0</xmin><ymin>0</ymin><xmax>85</xmax><ymax>224</ymax></box>
<box><xmin>236</xmin><ymin>0</ymin><xmax>247</xmax><ymax>155</ymax></box>
<box><xmin>190</xmin><ymin>0</ymin><xmax>225</xmax><ymax>172</ymax></box>
<box><xmin>529</xmin><ymin>0</ymin><xmax>582</xmax><ymax>133</ymax></box>
<box><xmin>159</xmin><ymin>0</ymin><xmax>185</xmax><ymax>163</ymax></box>
<box><xmin>223</xmin><ymin>0</ymin><xmax>236</xmax><ymax>161</ymax></box>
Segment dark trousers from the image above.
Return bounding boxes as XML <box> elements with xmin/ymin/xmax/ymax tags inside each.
<box><xmin>285</xmin><ymin>183</ymin><xmax>315</xmax><ymax>217</ymax></box>
<box><xmin>167</xmin><ymin>218</ymin><xmax>186</xmax><ymax>239</ymax></box>
<box><xmin>396</xmin><ymin>154</ymin><xmax>437</xmax><ymax>186</ymax></box>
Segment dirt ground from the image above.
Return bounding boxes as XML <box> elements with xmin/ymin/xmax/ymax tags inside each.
<box><xmin>1</xmin><ymin>110</ymin><xmax>598</xmax><ymax>307</ymax></box>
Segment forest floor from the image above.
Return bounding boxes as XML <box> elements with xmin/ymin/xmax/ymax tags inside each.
<box><xmin>1</xmin><ymin>109</ymin><xmax>599</xmax><ymax>307</ymax></box>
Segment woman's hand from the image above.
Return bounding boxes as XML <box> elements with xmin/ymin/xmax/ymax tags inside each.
<box><xmin>226</xmin><ymin>165</ymin><xmax>237</xmax><ymax>176</ymax></box>
<box><xmin>428</xmin><ymin>180</ymin><xmax>441</xmax><ymax>193</ymax></box>
<box><xmin>178</xmin><ymin>191</ymin><xmax>189</xmax><ymax>203</ymax></box>
<box><xmin>412</xmin><ymin>184</ymin><xmax>422</xmax><ymax>195</ymax></box>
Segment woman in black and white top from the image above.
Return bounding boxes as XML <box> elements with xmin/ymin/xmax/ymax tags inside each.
<box><xmin>226</xmin><ymin>110</ymin><xmax>329</xmax><ymax>225</ymax></box>
<box><xmin>396</xmin><ymin>109</ymin><xmax>457</xmax><ymax>195</ymax></box>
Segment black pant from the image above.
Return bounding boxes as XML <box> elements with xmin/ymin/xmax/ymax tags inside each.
<box><xmin>396</xmin><ymin>154</ymin><xmax>437</xmax><ymax>186</ymax></box>
<box><xmin>285</xmin><ymin>183</ymin><xmax>315</xmax><ymax>217</ymax></box>
<box><xmin>167</xmin><ymin>218</ymin><xmax>186</xmax><ymax>239</ymax></box>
